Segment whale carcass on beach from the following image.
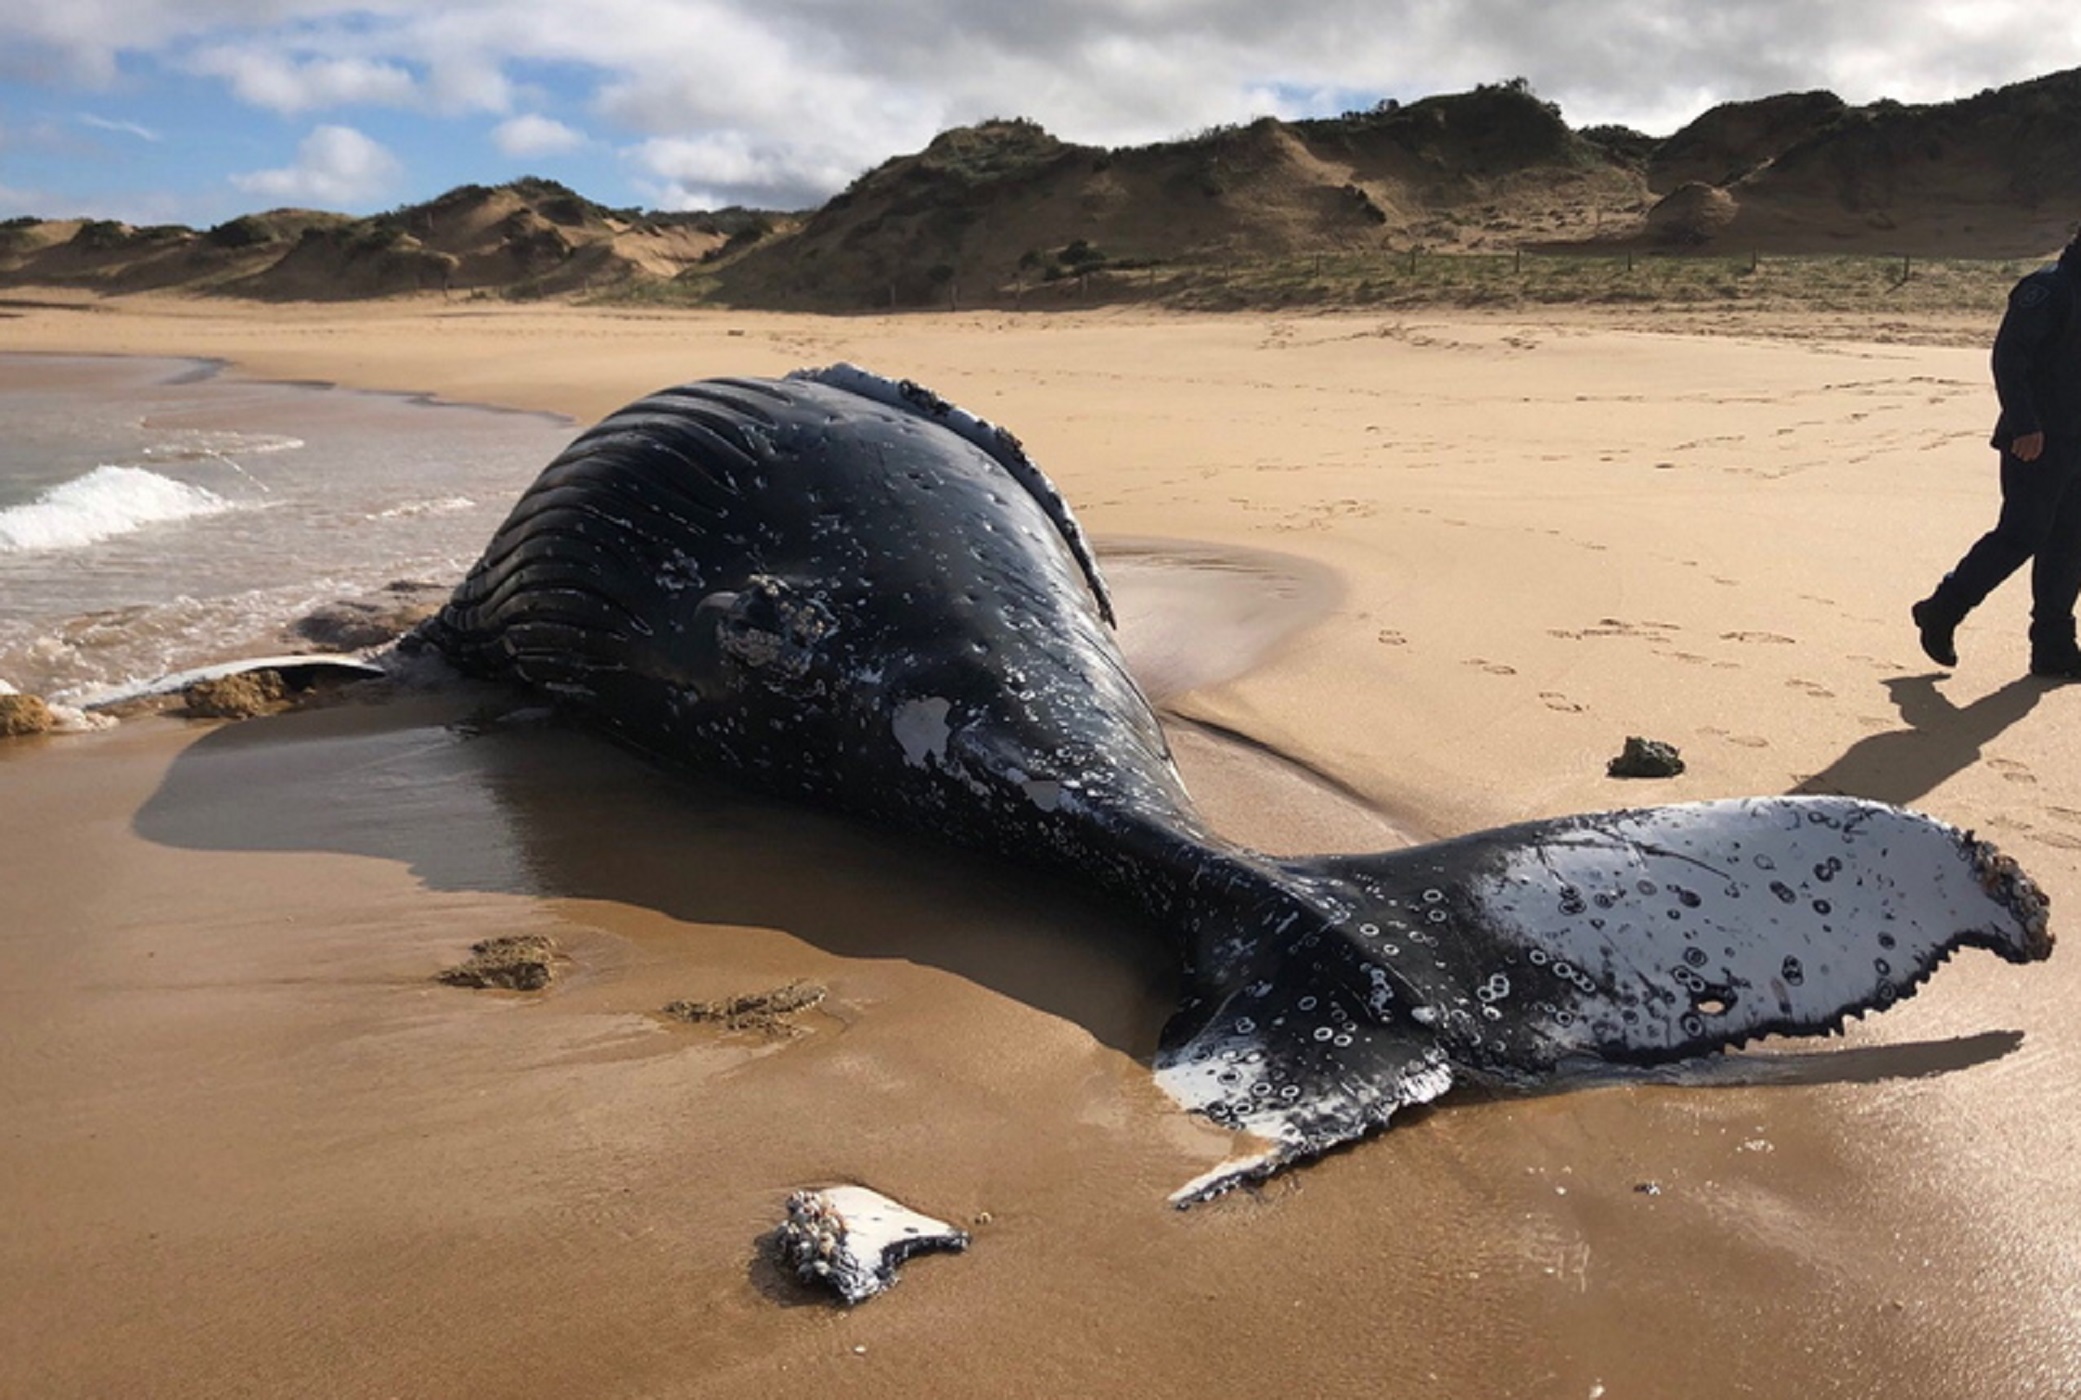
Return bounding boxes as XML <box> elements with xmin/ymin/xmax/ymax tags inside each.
<box><xmin>417</xmin><ymin>363</ymin><xmax>2055</xmax><ymax>1204</ymax></box>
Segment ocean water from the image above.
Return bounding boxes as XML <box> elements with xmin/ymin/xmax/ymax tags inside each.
<box><xmin>0</xmin><ymin>353</ymin><xmax>577</xmax><ymax>704</ymax></box>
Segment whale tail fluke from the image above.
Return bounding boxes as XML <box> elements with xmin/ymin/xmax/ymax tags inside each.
<box><xmin>1155</xmin><ymin>953</ymin><xmax>1458</xmax><ymax>1206</ymax></box>
<box><xmin>1156</xmin><ymin>795</ymin><xmax>2052</xmax><ymax>1205</ymax></box>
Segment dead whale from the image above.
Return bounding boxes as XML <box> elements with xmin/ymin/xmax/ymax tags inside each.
<box><xmin>418</xmin><ymin>364</ymin><xmax>2055</xmax><ymax>1203</ymax></box>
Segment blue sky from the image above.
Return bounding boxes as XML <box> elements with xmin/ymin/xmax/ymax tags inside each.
<box><xmin>2</xmin><ymin>1</ymin><xmax>2076</xmax><ymax>228</ymax></box>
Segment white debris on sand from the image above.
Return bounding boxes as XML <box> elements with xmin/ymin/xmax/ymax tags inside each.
<box><xmin>773</xmin><ymin>1186</ymin><xmax>969</xmax><ymax>1305</ymax></box>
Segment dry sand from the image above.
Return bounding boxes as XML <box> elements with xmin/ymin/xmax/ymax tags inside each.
<box><xmin>2</xmin><ymin>291</ymin><xmax>2079</xmax><ymax>1398</ymax></box>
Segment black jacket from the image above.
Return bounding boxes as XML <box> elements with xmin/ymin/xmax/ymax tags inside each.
<box><xmin>1992</xmin><ymin>241</ymin><xmax>2081</xmax><ymax>449</ymax></box>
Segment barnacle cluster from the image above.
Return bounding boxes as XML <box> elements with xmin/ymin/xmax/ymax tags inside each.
<box><xmin>1967</xmin><ymin>836</ymin><xmax>2055</xmax><ymax>960</ymax></box>
<box><xmin>772</xmin><ymin>1186</ymin><xmax>968</xmax><ymax>1305</ymax></box>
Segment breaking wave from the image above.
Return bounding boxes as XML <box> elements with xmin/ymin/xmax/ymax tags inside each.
<box><xmin>374</xmin><ymin>496</ymin><xmax>477</xmax><ymax>519</ymax></box>
<box><xmin>0</xmin><ymin>466</ymin><xmax>237</xmax><ymax>554</ymax></box>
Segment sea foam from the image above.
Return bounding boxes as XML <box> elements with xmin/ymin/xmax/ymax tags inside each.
<box><xmin>0</xmin><ymin>466</ymin><xmax>235</xmax><ymax>553</ymax></box>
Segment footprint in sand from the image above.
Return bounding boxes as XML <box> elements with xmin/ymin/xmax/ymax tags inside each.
<box><xmin>1463</xmin><ymin>658</ymin><xmax>1518</xmax><ymax>676</ymax></box>
<box><xmin>1787</xmin><ymin>678</ymin><xmax>1836</xmax><ymax>699</ymax></box>
<box><xmin>1701</xmin><ymin>726</ymin><xmax>1771</xmax><ymax>749</ymax></box>
<box><xmin>1721</xmin><ymin>631</ymin><xmax>1796</xmax><ymax>645</ymax></box>
<box><xmin>1551</xmin><ymin>618</ymin><xmax>1682</xmax><ymax>643</ymax></box>
<box><xmin>1990</xmin><ymin>816</ymin><xmax>2081</xmax><ymax>850</ymax></box>
<box><xmin>1989</xmin><ymin>758</ymin><xmax>2038</xmax><ymax>786</ymax></box>
<box><xmin>1377</xmin><ymin>629</ymin><xmax>1409</xmax><ymax>646</ymax></box>
<box><xmin>1540</xmin><ymin>692</ymin><xmax>1585</xmax><ymax>713</ymax></box>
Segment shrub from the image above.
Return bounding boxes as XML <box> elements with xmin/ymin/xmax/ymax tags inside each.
<box><xmin>70</xmin><ymin>220</ymin><xmax>130</xmax><ymax>250</ymax></box>
<box><xmin>206</xmin><ymin>215</ymin><xmax>276</xmax><ymax>249</ymax></box>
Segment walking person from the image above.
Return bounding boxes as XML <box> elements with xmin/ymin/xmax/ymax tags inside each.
<box><xmin>1914</xmin><ymin>234</ymin><xmax>2081</xmax><ymax>681</ymax></box>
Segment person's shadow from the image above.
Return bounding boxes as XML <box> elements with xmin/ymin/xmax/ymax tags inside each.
<box><xmin>1791</xmin><ymin>673</ymin><xmax>2045</xmax><ymax>804</ymax></box>
<box><xmin>1760</xmin><ymin>670</ymin><xmax>2049</xmax><ymax>1084</ymax></box>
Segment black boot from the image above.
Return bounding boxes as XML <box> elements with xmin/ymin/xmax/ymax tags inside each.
<box><xmin>1912</xmin><ymin>596</ymin><xmax>1960</xmax><ymax>668</ymax></box>
<box><xmin>2030</xmin><ymin>618</ymin><xmax>2081</xmax><ymax>680</ymax></box>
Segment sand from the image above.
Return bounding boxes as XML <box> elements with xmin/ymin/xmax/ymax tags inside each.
<box><xmin>2</xmin><ymin>291</ymin><xmax>2078</xmax><ymax>1398</ymax></box>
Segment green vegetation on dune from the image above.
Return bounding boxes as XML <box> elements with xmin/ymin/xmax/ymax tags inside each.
<box><xmin>1160</xmin><ymin>250</ymin><xmax>2038</xmax><ymax>319</ymax></box>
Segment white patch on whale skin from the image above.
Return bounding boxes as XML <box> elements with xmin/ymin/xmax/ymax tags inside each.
<box><xmin>1155</xmin><ymin>1039</ymin><xmax>1454</xmax><ymax>1206</ymax></box>
<box><xmin>891</xmin><ymin>696</ymin><xmax>952</xmax><ymax>768</ymax></box>
<box><xmin>1022</xmin><ymin>778</ymin><xmax>1063</xmax><ymax>811</ymax></box>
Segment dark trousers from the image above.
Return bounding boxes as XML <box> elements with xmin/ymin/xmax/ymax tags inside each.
<box><xmin>1931</xmin><ymin>438</ymin><xmax>2081</xmax><ymax>654</ymax></box>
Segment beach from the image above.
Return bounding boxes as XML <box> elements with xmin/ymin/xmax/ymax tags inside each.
<box><xmin>2</xmin><ymin>292</ymin><xmax>2077</xmax><ymax>1397</ymax></box>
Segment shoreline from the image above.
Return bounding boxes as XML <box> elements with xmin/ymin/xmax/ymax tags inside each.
<box><xmin>5</xmin><ymin>295</ymin><xmax>2079</xmax><ymax>1397</ymax></box>
<box><xmin>2</xmin><ymin>292</ymin><xmax>2031</xmax><ymax>831</ymax></box>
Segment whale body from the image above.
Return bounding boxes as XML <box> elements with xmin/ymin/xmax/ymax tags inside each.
<box><xmin>421</xmin><ymin>364</ymin><xmax>2054</xmax><ymax>1203</ymax></box>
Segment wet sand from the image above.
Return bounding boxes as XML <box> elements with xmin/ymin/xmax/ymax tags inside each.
<box><xmin>2</xmin><ymin>295</ymin><xmax>2078</xmax><ymax>1397</ymax></box>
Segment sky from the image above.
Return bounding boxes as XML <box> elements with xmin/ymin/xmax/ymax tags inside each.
<box><xmin>1</xmin><ymin>1</ymin><xmax>2076</xmax><ymax>228</ymax></box>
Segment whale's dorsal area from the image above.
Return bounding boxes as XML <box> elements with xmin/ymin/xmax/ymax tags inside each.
<box><xmin>422</xmin><ymin>365</ymin><xmax>2056</xmax><ymax>1204</ymax></box>
<box><xmin>788</xmin><ymin>363</ymin><xmax>1115</xmax><ymax>627</ymax></box>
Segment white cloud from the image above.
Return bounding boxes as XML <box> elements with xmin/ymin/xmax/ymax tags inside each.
<box><xmin>493</xmin><ymin>113</ymin><xmax>584</xmax><ymax>158</ymax></box>
<box><xmin>187</xmin><ymin>46</ymin><xmax>419</xmax><ymax>115</ymax></box>
<box><xmin>629</xmin><ymin>131</ymin><xmax>861</xmax><ymax>211</ymax></box>
<box><xmin>229</xmin><ymin>124</ymin><xmax>402</xmax><ymax>208</ymax></box>
<box><xmin>425</xmin><ymin>53</ymin><xmax>513</xmax><ymax>115</ymax></box>
<box><xmin>78</xmin><ymin>113</ymin><xmax>161</xmax><ymax>142</ymax></box>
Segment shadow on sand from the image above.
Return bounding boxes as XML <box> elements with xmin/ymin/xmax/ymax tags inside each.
<box><xmin>1791</xmin><ymin>673</ymin><xmax>2047</xmax><ymax>805</ymax></box>
<box><xmin>132</xmin><ymin>688</ymin><xmax>1181</xmax><ymax>1059</ymax></box>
